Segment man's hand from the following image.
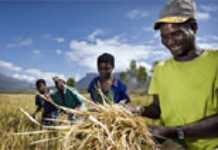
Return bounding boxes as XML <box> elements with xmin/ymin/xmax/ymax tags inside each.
<box><xmin>74</xmin><ymin>106</ymin><xmax>81</xmax><ymax>111</ymax></box>
<box><xmin>125</xmin><ymin>104</ymin><xmax>143</xmax><ymax>115</ymax></box>
<box><xmin>150</xmin><ymin>125</ymin><xmax>178</xmax><ymax>140</ymax></box>
<box><xmin>44</xmin><ymin>93</ymin><xmax>52</xmax><ymax>102</ymax></box>
<box><xmin>31</xmin><ymin>113</ymin><xmax>36</xmax><ymax>119</ymax></box>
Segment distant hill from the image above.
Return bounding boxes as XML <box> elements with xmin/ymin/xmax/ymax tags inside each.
<box><xmin>76</xmin><ymin>72</ymin><xmax>150</xmax><ymax>92</ymax></box>
<box><xmin>0</xmin><ymin>72</ymin><xmax>150</xmax><ymax>93</ymax></box>
<box><xmin>0</xmin><ymin>73</ymin><xmax>34</xmax><ymax>92</ymax></box>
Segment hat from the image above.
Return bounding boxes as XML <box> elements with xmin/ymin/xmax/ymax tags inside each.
<box><xmin>154</xmin><ymin>0</ymin><xmax>197</xmax><ymax>30</ymax></box>
<box><xmin>52</xmin><ymin>76</ymin><xmax>65</xmax><ymax>83</ymax></box>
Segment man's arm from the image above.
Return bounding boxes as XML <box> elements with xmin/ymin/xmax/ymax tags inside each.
<box><xmin>88</xmin><ymin>88</ymin><xmax>98</xmax><ymax>103</ymax></box>
<box><xmin>66</xmin><ymin>86</ymin><xmax>86</xmax><ymax>110</ymax></box>
<box><xmin>126</xmin><ymin>94</ymin><xmax>161</xmax><ymax>119</ymax></box>
<box><xmin>87</xmin><ymin>82</ymin><xmax>98</xmax><ymax>103</ymax></box>
<box><xmin>142</xmin><ymin>95</ymin><xmax>218</xmax><ymax>139</ymax></box>
<box><xmin>181</xmin><ymin>113</ymin><xmax>218</xmax><ymax>138</ymax></box>
<box><xmin>151</xmin><ymin>113</ymin><xmax>218</xmax><ymax>139</ymax></box>
<box><xmin>32</xmin><ymin>95</ymin><xmax>43</xmax><ymax>117</ymax></box>
<box><xmin>32</xmin><ymin>106</ymin><xmax>41</xmax><ymax>118</ymax></box>
<box><xmin>139</xmin><ymin>95</ymin><xmax>161</xmax><ymax>119</ymax></box>
<box><xmin>120</xmin><ymin>82</ymin><xmax>131</xmax><ymax>104</ymax></box>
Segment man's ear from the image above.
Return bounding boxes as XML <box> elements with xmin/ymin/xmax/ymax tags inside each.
<box><xmin>185</xmin><ymin>19</ymin><xmax>198</xmax><ymax>34</ymax></box>
<box><xmin>190</xmin><ymin>22</ymin><xmax>198</xmax><ymax>34</ymax></box>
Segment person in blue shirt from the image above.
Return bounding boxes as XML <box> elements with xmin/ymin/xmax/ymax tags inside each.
<box><xmin>32</xmin><ymin>79</ymin><xmax>58</xmax><ymax>125</ymax></box>
<box><xmin>88</xmin><ymin>53</ymin><xmax>130</xmax><ymax>104</ymax></box>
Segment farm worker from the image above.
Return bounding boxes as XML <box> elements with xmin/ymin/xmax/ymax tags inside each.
<box><xmin>88</xmin><ymin>53</ymin><xmax>130</xmax><ymax>104</ymax></box>
<box><xmin>127</xmin><ymin>0</ymin><xmax>218</xmax><ymax>149</ymax></box>
<box><xmin>51</xmin><ymin>76</ymin><xmax>85</xmax><ymax>122</ymax></box>
<box><xmin>32</xmin><ymin>79</ymin><xmax>58</xmax><ymax>125</ymax></box>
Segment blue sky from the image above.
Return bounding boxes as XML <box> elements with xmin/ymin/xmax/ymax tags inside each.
<box><xmin>0</xmin><ymin>0</ymin><xmax>218</xmax><ymax>84</ymax></box>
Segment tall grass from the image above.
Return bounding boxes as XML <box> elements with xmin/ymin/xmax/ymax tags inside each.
<box><xmin>0</xmin><ymin>93</ymin><xmax>158</xmax><ymax>150</ymax></box>
<box><xmin>0</xmin><ymin>94</ymin><xmax>62</xmax><ymax>149</ymax></box>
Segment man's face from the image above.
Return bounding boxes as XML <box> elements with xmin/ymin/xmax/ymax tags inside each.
<box><xmin>38</xmin><ymin>83</ymin><xmax>47</xmax><ymax>94</ymax></box>
<box><xmin>160</xmin><ymin>23</ymin><xmax>195</xmax><ymax>58</ymax></box>
<box><xmin>98</xmin><ymin>62</ymin><xmax>113</xmax><ymax>80</ymax></box>
<box><xmin>55</xmin><ymin>79</ymin><xmax>65</xmax><ymax>91</ymax></box>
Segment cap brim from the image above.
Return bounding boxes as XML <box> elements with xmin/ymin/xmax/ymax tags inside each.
<box><xmin>52</xmin><ymin>76</ymin><xmax>65</xmax><ymax>82</ymax></box>
<box><xmin>154</xmin><ymin>16</ymin><xmax>190</xmax><ymax>30</ymax></box>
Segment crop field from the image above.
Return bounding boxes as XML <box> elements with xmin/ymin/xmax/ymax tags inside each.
<box><xmin>0</xmin><ymin>93</ymin><xmax>180</xmax><ymax>150</ymax></box>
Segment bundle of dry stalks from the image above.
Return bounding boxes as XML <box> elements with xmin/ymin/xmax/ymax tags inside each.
<box><xmin>17</xmin><ymin>89</ymin><xmax>159</xmax><ymax>150</ymax></box>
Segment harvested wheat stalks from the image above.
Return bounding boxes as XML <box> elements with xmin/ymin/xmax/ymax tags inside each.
<box><xmin>18</xmin><ymin>89</ymin><xmax>159</xmax><ymax>150</ymax></box>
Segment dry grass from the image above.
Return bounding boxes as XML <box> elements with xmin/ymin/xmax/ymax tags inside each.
<box><xmin>0</xmin><ymin>92</ymin><xmax>159</xmax><ymax>150</ymax></box>
<box><xmin>0</xmin><ymin>93</ymin><xmax>60</xmax><ymax>150</ymax></box>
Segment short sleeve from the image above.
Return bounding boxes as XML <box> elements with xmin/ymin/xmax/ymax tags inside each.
<box><xmin>35</xmin><ymin>95</ymin><xmax>43</xmax><ymax>107</ymax></box>
<box><xmin>213</xmin><ymin>50</ymin><xmax>218</xmax><ymax>91</ymax></box>
<box><xmin>66</xmin><ymin>86</ymin><xmax>86</xmax><ymax>107</ymax></box>
<box><xmin>148</xmin><ymin>65</ymin><xmax>160</xmax><ymax>95</ymax></box>
<box><xmin>119</xmin><ymin>81</ymin><xmax>130</xmax><ymax>103</ymax></box>
<box><xmin>215</xmin><ymin>66</ymin><xmax>218</xmax><ymax>98</ymax></box>
<box><xmin>87</xmin><ymin>80</ymin><xmax>97</xmax><ymax>102</ymax></box>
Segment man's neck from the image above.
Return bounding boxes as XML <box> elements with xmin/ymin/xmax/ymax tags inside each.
<box><xmin>99</xmin><ymin>77</ymin><xmax>113</xmax><ymax>92</ymax></box>
<box><xmin>174</xmin><ymin>47</ymin><xmax>202</xmax><ymax>61</ymax></box>
<box><xmin>58</xmin><ymin>88</ymin><xmax>65</xmax><ymax>94</ymax></box>
<box><xmin>100</xmin><ymin>76</ymin><xmax>113</xmax><ymax>82</ymax></box>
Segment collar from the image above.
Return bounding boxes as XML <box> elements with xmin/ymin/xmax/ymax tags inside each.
<box><xmin>96</xmin><ymin>76</ymin><xmax>118</xmax><ymax>87</ymax></box>
<box><xmin>57</xmin><ymin>86</ymin><xmax>67</xmax><ymax>94</ymax></box>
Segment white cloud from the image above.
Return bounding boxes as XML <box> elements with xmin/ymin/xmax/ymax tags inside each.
<box><xmin>197</xmin><ymin>35</ymin><xmax>218</xmax><ymax>42</ymax></box>
<box><xmin>54</xmin><ymin>37</ymin><xmax>65</xmax><ymax>43</ymax></box>
<box><xmin>197</xmin><ymin>11</ymin><xmax>210</xmax><ymax>21</ymax></box>
<box><xmin>25</xmin><ymin>68</ymin><xmax>66</xmax><ymax>84</ymax></box>
<box><xmin>126</xmin><ymin>9</ymin><xmax>148</xmax><ymax>20</ymax></box>
<box><xmin>137</xmin><ymin>62</ymin><xmax>152</xmax><ymax>71</ymax></box>
<box><xmin>6</xmin><ymin>38</ymin><xmax>32</xmax><ymax>48</ymax></box>
<box><xmin>153</xmin><ymin>32</ymin><xmax>161</xmax><ymax>40</ymax></box>
<box><xmin>143</xmin><ymin>27</ymin><xmax>153</xmax><ymax>32</ymax></box>
<box><xmin>197</xmin><ymin>35</ymin><xmax>218</xmax><ymax>49</ymax></box>
<box><xmin>200</xmin><ymin>5</ymin><xmax>218</xmax><ymax>12</ymax></box>
<box><xmin>33</xmin><ymin>50</ymin><xmax>41</xmax><ymax>54</ymax></box>
<box><xmin>0</xmin><ymin>60</ymin><xmax>22</xmax><ymax>72</ymax></box>
<box><xmin>88</xmin><ymin>29</ymin><xmax>104</xmax><ymax>41</ymax></box>
<box><xmin>12</xmin><ymin>73</ymin><xmax>36</xmax><ymax>83</ymax></box>
<box><xmin>19</xmin><ymin>38</ymin><xmax>33</xmax><ymax>46</ymax></box>
<box><xmin>56</xmin><ymin>49</ymin><xmax>62</xmax><ymax>55</ymax></box>
<box><xmin>66</xmin><ymin>35</ymin><xmax>167</xmax><ymax>73</ymax></box>
<box><xmin>0</xmin><ymin>59</ymin><xmax>65</xmax><ymax>85</ymax></box>
<box><xmin>198</xmin><ymin>43</ymin><xmax>218</xmax><ymax>49</ymax></box>
<box><xmin>196</xmin><ymin>4</ymin><xmax>218</xmax><ymax>22</ymax></box>
<box><xmin>43</xmin><ymin>34</ymin><xmax>65</xmax><ymax>43</ymax></box>
<box><xmin>210</xmin><ymin>35</ymin><xmax>218</xmax><ymax>41</ymax></box>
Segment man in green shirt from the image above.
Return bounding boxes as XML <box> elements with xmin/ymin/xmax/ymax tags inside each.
<box><xmin>51</xmin><ymin>77</ymin><xmax>85</xmax><ymax>121</ymax></box>
<box><xmin>127</xmin><ymin>0</ymin><xmax>218</xmax><ymax>149</ymax></box>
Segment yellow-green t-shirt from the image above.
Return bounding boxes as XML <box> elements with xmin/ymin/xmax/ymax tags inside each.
<box><xmin>148</xmin><ymin>50</ymin><xmax>218</xmax><ymax>150</ymax></box>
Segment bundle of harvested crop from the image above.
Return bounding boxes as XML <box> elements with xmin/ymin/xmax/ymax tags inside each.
<box><xmin>18</xmin><ymin>94</ymin><xmax>159</xmax><ymax>150</ymax></box>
